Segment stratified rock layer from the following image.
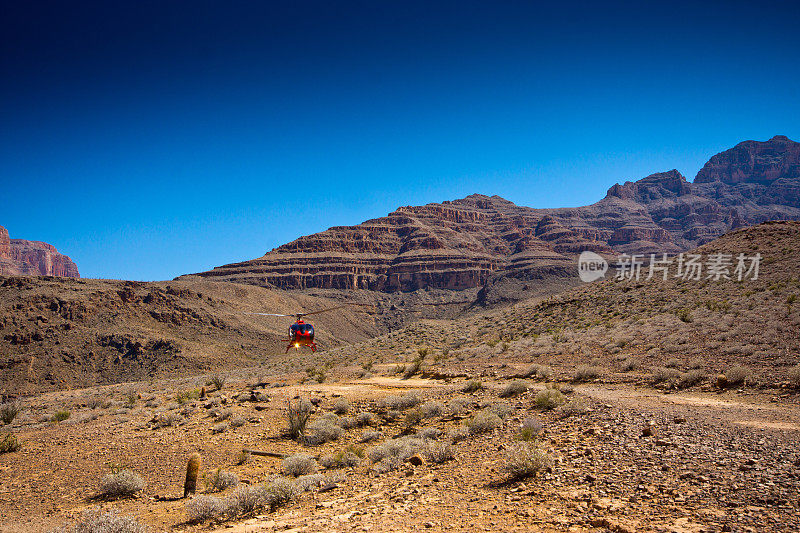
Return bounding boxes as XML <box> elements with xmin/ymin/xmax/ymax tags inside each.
<box><xmin>182</xmin><ymin>136</ymin><xmax>800</xmax><ymax>293</ymax></box>
<box><xmin>0</xmin><ymin>226</ymin><xmax>79</xmax><ymax>278</ymax></box>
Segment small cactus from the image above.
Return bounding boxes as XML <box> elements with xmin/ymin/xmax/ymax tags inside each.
<box><xmin>184</xmin><ymin>452</ymin><xmax>202</xmax><ymax>497</ymax></box>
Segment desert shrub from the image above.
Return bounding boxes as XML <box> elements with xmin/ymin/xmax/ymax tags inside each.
<box><xmin>573</xmin><ymin>365</ymin><xmax>602</xmax><ymax>382</ymax></box>
<box><xmin>524</xmin><ymin>364</ymin><xmax>553</xmax><ymax>381</ymax></box>
<box><xmin>789</xmin><ymin>365</ymin><xmax>800</xmax><ymax>389</ymax></box>
<box><xmin>447</xmin><ymin>397</ymin><xmax>471</xmax><ymax>415</ymax></box>
<box><xmin>320</xmin><ymin>450</ymin><xmax>361</xmax><ymax>469</ymax></box>
<box><xmin>208</xmin><ymin>469</ymin><xmax>239</xmax><ymax>492</ymax></box>
<box><xmin>236</xmin><ymin>450</ymin><xmax>251</xmax><ymax>465</ymax></box>
<box><xmin>210</xmin><ymin>374</ymin><xmax>226</xmax><ymax>391</ymax></box>
<box><xmin>285</xmin><ymin>397</ymin><xmax>313</xmax><ymax>440</ymax></box>
<box><xmin>295</xmin><ymin>473</ymin><xmax>331</xmax><ymax>492</ymax></box>
<box><xmin>461</xmin><ymin>380</ymin><xmax>482</xmax><ymax>393</ymax></box>
<box><xmin>360</xmin><ymin>429</ymin><xmax>381</xmax><ymax>442</ymax></box>
<box><xmin>448</xmin><ymin>426</ymin><xmax>470</xmax><ymax>443</ymax></box>
<box><xmin>417</xmin><ymin>427</ymin><xmax>442</xmax><ymax>440</ymax></box>
<box><xmin>151</xmin><ymin>411</ymin><xmax>184</xmax><ymax>428</ymax></box>
<box><xmin>423</xmin><ymin>441</ymin><xmax>454</xmax><ymax>464</ymax></box>
<box><xmin>213</xmin><ymin>409</ymin><xmax>232</xmax><ymax>422</ymax></box>
<box><xmin>176</xmin><ymin>389</ymin><xmax>200</xmax><ymax>405</ymax></box>
<box><xmin>518</xmin><ymin>417</ymin><xmax>544</xmax><ymax>441</ymax></box>
<box><xmin>305</xmin><ymin>419</ymin><xmax>343</xmax><ymax>445</ymax></box>
<box><xmin>332</xmin><ymin>398</ymin><xmax>350</xmax><ymax>415</ymax></box>
<box><xmin>404</xmin><ymin>407</ymin><xmax>422</xmax><ymax>428</ymax></box>
<box><xmin>340</xmin><ymin>416</ymin><xmax>357</xmax><ymax>429</ymax></box>
<box><xmin>675</xmin><ymin>308</ymin><xmax>692</xmax><ymax>323</ymax></box>
<box><xmin>487</xmin><ymin>403</ymin><xmax>513</xmax><ymax>419</ymax></box>
<box><xmin>378</xmin><ymin>392</ymin><xmax>421</xmax><ymax>411</ymax></box>
<box><xmin>368</xmin><ymin>436</ymin><xmax>425</xmax><ymax>469</ymax></box>
<box><xmin>688</xmin><ymin>358</ymin><xmax>705</xmax><ymax>370</ymax></box>
<box><xmin>0</xmin><ymin>433</ymin><xmax>20</xmax><ymax>453</ymax></box>
<box><xmin>265</xmin><ymin>477</ymin><xmax>300</xmax><ymax>509</ymax></box>
<box><xmin>499</xmin><ymin>380</ymin><xmax>528</xmax><ymax>398</ymax></box>
<box><xmin>503</xmin><ymin>443</ymin><xmax>552</xmax><ymax>480</ymax></box>
<box><xmin>60</xmin><ymin>508</ymin><xmax>147</xmax><ymax>533</ymax></box>
<box><xmin>281</xmin><ymin>454</ymin><xmax>318</xmax><ymax>477</ymax></box>
<box><xmin>664</xmin><ymin>358</ymin><xmax>681</xmax><ymax>369</ymax></box>
<box><xmin>651</xmin><ymin>367</ymin><xmax>681</xmax><ymax>387</ymax></box>
<box><xmin>99</xmin><ymin>469</ymin><xmax>145</xmax><ymax>499</ymax></box>
<box><xmin>211</xmin><ymin>422</ymin><xmax>228</xmax><ymax>434</ymax></box>
<box><xmin>725</xmin><ymin>365</ymin><xmax>750</xmax><ymax>387</ymax></box>
<box><xmin>534</xmin><ymin>389</ymin><xmax>566</xmax><ymax>410</ymax></box>
<box><xmin>556</xmin><ymin>397</ymin><xmax>590</xmax><ymax>418</ymax></box>
<box><xmin>224</xmin><ymin>484</ymin><xmax>271</xmax><ymax>516</ymax></box>
<box><xmin>52</xmin><ymin>409</ymin><xmax>71</xmax><ymax>422</ymax></box>
<box><xmin>230</xmin><ymin>416</ymin><xmax>246</xmax><ymax>428</ymax></box>
<box><xmin>123</xmin><ymin>389</ymin><xmax>138</xmax><ymax>408</ymax></box>
<box><xmin>678</xmin><ymin>369</ymin><xmax>706</xmax><ymax>388</ymax></box>
<box><xmin>420</xmin><ymin>401</ymin><xmax>444</xmax><ymax>419</ymax></box>
<box><xmin>466</xmin><ymin>411</ymin><xmax>502</xmax><ymax>436</ymax></box>
<box><xmin>621</xmin><ymin>358</ymin><xmax>639</xmax><ymax>372</ymax></box>
<box><xmin>356</xmin><ymin>411</ymin><xmax>377</xmax><ymax>427</ymax></box>
<box><xmin>186</xmin><ymin>494</ymin><xmax>225</xmax><ymax>522</ymax></box>
<box><xmin>403</xmin><ymin>357</ymin><xmax>423</xmax><ymax>379</ymax></box>
<box><xmin>0</xmin><ymin>402</ymin><xmax>20</xmax><ymax>425</ymax></box>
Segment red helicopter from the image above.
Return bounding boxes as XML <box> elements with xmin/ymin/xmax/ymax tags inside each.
<box><xmin>246</xmin><ymin>304</ymin><xmax>373</xmax><ymax>353</ymax></box>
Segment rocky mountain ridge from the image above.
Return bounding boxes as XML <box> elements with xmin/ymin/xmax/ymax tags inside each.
<box><xmin>0</xmin><ymin>225</ymin><xmax>79</xmax><ymax>278</ymax></box>
<box><xmin>181</xmin><ymin>136</ymin><xmax>800</xmax><ymax>301</ymax></box>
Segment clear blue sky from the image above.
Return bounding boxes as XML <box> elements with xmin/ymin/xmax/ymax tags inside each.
<box><xmin>2</xmin><ymin>1</ymin><xmax>798</xmax><ymax>281</ymax></box>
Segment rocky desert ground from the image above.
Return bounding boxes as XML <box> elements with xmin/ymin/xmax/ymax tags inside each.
<box><xmin>2</xmin><ymin>222</ymin><xmax>799</xmax><ymax>532</ymax></box>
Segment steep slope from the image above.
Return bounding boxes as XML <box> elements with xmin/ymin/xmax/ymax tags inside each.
<box><xmin>181</xmin><ymin>136</ymin><xmax>800</xmax><ymax>305</ymax></box>
<box><xmin>0</xmin><ymin>277</ymin><xmax>381</xmax><ymax>395</ymax></box>
<box><xmin>330</xmin><ymin>221</ymin><xmax>800</xmax><ymax>387</ymax></box>
<box><xmin>0</xmin><ymin>225</ymin><xmax>79</xmax><ymax>277</ymax></box>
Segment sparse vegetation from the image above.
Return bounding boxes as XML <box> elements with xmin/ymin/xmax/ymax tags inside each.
<box><xmin>282</xmin><ymin>454</ymin><xmax>318</xmax><ymax>476</ymax></box>
<box><xmin>285</xmin><ymin>397</ymin><xmax>313</xmax><ymax>441</ymax></box>
<box><xmin>332</xmin><ymin>397</ymin><xmax>350</xmax><ymax>414</ymax></box>
<box><xmin>186</xmin><ymin>494</ymin><xmax>225</xmax><ymax>522</ymax></box>
<box><xmin>724</xmin><ymin>365</ymin><xmax>750</xmax><ymax>387</ymax></box>
<box><xmin>0</xmin><ymin>432</ymin><xmax>20</xmax><ymax>453</ymax></box>
<box><xmin>524</xmin><ymin>364</ymin><xmax>553</xmax><ymax>381</ymax></box>
<box><xmin>378</xmin><ymin>392</ymin><xmax>421</xmax><ymax>411</ymax></box>
<box><xmin>534</xmin><ymin>388</ymin><xmax>566</xmax><ymax>410</ymax></box>
<box><xmin>207</xmin><ymin>469</ymin><xmax>239</xmax><ymax>492</ymax></box>
<box><xmin>503</xmin><ymin>442</ymin><xmax>552</xmax><ymax>480</ymax></box>
<box><xmin>210</xmin><ymin>374</ymin><xmax>226</xmax><ymax>391</ymax></box>
<box><xmin>466</xmin><ymin>411</ymin><xmax>502</xmax><ymax>436</ymax></box>
<box><xmin>518</xmin><ymin>417</ymin><xmax>544</xmax><ymax>441</ymax></box>
<box><xmin>573</xmin><ymin>365</ymin><xmax>602</xmax><ymax>382</ymax></box>
<box><xmin>461</xmin><ymin>380</ymin><xmax>482</xmax><ymax>393</ymax></box>
<box><xmin>176</xmin><ymin>389</ymin><xmax>200</xmax><ymax>405</ymax></box>
<box><xmin>60</xmin><ymin>508</ymin><xmax>147</xmax><ymax>533</ymax></box>
<box><xmin>789</xmin><ymin>365</ymin><xmax>800</xmax><ymax>389</ymax></box>
<box><xmin>0</xmin><ymin>402</ymin><xmax>21</xmax><ymax>425</ymax></box>
<box><xmin>499</xmin><ymin>380</ymin><xmax>528</xmax><ymax>397</ymax></box>
<box><xmin>99</xmin><ymin>468</ymin><xmax>145</xmax><ymax>499</ymax></box>
<box><xmin>52</xmin><ymin>409</ymin><xmax>71</xmax><ymax>422</ymax></box>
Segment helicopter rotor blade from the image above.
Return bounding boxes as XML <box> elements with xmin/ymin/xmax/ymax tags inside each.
<box><xmin>244</xmin><ymin>312</ymin><xmax>295</xmax><ymax>317</ymax></box>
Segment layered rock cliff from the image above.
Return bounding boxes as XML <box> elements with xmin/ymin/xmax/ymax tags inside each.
<box><xmin>0</xmin><ymin>226</ymin><xmax>79</xmax><ymax>278</ymax></box>
<box><xmin>181</xmin><ymin>135</ymin><xmax>800</xmax><ymax>297</ymax></box>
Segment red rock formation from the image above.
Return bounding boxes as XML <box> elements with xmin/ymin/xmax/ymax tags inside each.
<box><xmin>0</xmin><ymin>226</ymin><xmax>79</xmax><ymax>278</ymax></box>
<box><xmin>181</xmin><ymin>136</ymin><xmax>800</xmax><ymax>297</ymax></box>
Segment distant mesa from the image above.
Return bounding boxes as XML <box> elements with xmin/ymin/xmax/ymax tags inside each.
<box><xmin>0</xmin><ymin>225</ymin><xmax>79</xmax><ymax>278</ymax></box>
<box><xmin>180</xmin><ymin>135</ymin><xmax>800</xmax><ymax>301</ymax></box>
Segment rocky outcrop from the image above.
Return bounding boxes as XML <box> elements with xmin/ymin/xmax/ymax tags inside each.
<box><xmin>182</xmin><ymin>135</ymin><xmax>800</xmax><ymax>297</ymax></box>
<box><xmin>0</xmin><ymin>226</ymin><xmax>79</xmax><ymax>278</ymax></box>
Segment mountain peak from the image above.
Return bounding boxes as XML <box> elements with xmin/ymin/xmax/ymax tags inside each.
<box><xmin>695</xmin><ymin>135</ymin><xmax>800</xmax><ymax>184</ymax></box>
